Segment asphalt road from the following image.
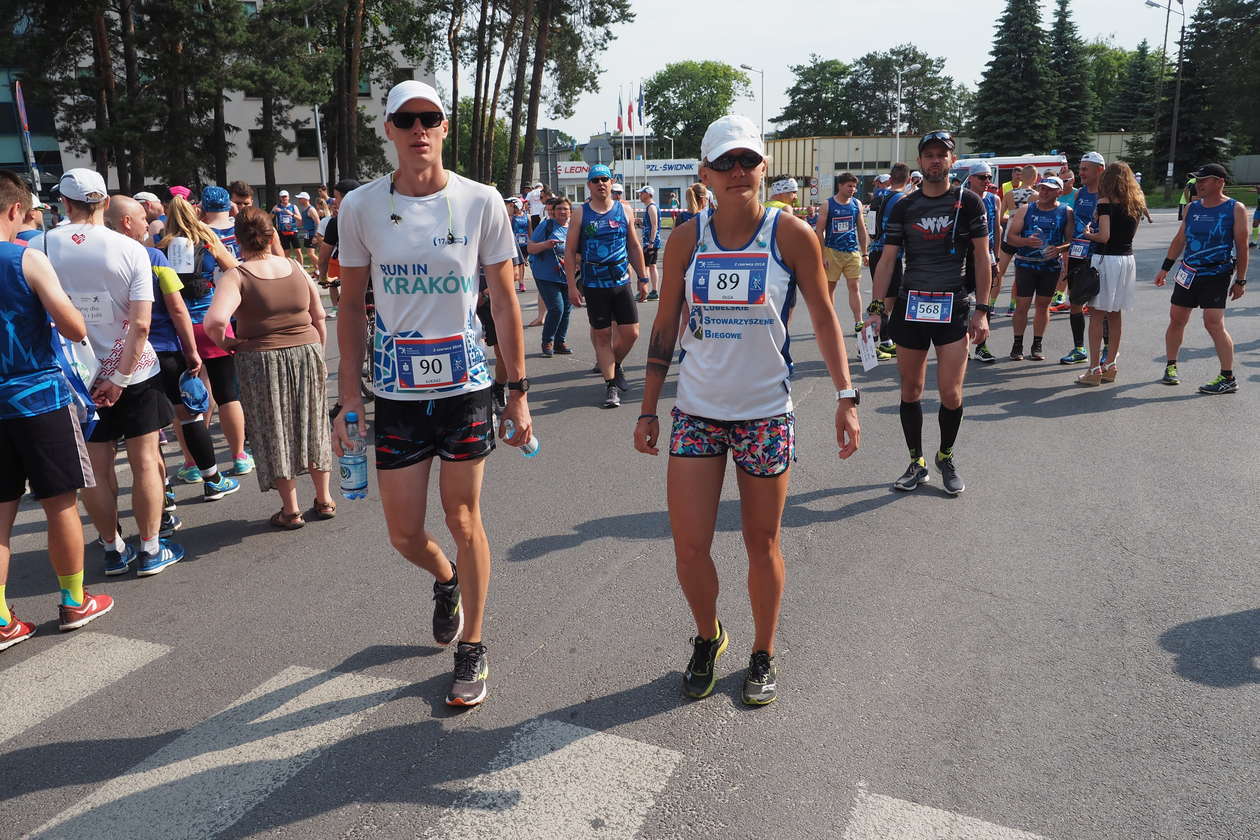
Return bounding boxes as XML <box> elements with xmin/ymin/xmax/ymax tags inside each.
<box><xmin>3</xmin><ymin>210</ymin><xmax>1258</xmax><ymax>840</ymax></box>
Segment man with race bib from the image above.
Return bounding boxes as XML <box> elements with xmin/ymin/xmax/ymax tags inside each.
<box><xmin>815</xmin><ymin>172</ymin><xmax>870</xmax><ymax>334</ymax></box>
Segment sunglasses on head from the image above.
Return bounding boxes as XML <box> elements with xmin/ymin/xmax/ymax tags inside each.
<box><xmin>707</xmin><ymin>151</ymin><xmax>764</xmax><ymax>172</ymax></box>
<box><xmin>389</xmin><ymin>111</ymin><xmax>444</xmax><ymax>130</ymax></box>
<box><xmin>919</xmin><ymin>130</ymin><xmax>955</xmax><ymax>150</ymax></box>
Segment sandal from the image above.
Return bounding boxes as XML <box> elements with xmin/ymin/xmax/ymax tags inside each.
<box><xmin>308</xmin><ymin>499</ymin><xmax>337</xmax><ymax>520</ymax></box>
<box><xmin>269</xmin><ymin>510</ymin><xmax>305</xmax><ymax>530</ymax></box>
<box><xmin>1101</xmin><ymin>362</ymin><xmax>1118</xmax><ymax>383</ymax></box>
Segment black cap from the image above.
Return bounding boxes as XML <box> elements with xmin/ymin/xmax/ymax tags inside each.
<box><xmin>918</xmin><ymin>130</ymin><xmax>956</xmax><ymax>152</ymax></box>
<box><xmin>334</xmin><ymin>178</ymin><xmax>361</xmax><ymax>195</ymax></box>
<box><xmin>1190</xmin><ymin>163</ymin><xmax>1228</xmax><ymax>181</ymax></box>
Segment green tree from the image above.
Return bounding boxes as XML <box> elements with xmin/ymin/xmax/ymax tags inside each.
<box><xmin>1047</xmin><ymin>0</ymin><xmax>1095</xmax><ymax>163</ymax></box>
<box><xmin>642</xmin><ymin>62</ymin><xmax>751</xmax><ymax>159</ymax></box>
<box><xmin>1083</xmin><ymin>38</ymin><xmax>1134</xmax><ymax>132</ymax></box>
<box><xmin>1102</xmin><ymin>40</ymin><xmax>1160</xmax><ymax>134</ymax></box>
<box><xmin>973</xmin><ymin>0</ymin><xmax>1056</xmax><ymax>154</ymax></box>
<box><xmin>770</xmin><ymin>55</ymin><xmax>854</xmax><ymax>137</ymax></box>
<box><xmin>849</xmin><ymin>45</ymin><xmax>971</xmax><ymax>137</ymax></box>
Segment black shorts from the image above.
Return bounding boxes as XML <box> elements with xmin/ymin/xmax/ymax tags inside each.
<box><xmin>279</xmin><ymin>230</ymin><xmax>297</xmax><ymax>249</ymax></box>
<box><xmin>204</xmin><ymin>354</ymin><xmax>241</xmax><ymax>404</ymax></box>
<box><xmin>889</xmin><ymin>292</ymin><xmax>970</xmax><ymax>351</ymax></box>
<box><xmin>476</xmin><ymin>298</ymin><xmax>497</xmax><ymax>347</ymax></box>
<box><xmin>642</xmin><ymin>246</ymin><xmax>660</xmax><ymax>266</ymax></box>
<box><xmin>0</xmin><ymin>405</ymin><xmax>95</xmax><ymax>502</ymax></box>
<box><xmin>88</xmin><ymin>373</ymin><xmax>174</xmax><ymax>443</ymax></box>
<box><xmin>297</xmin><ymin>233</ymin><xmax>315</xmax><ymax>249</ymax></box>
<box><xmin>869</xmin><ymin>249</ymin><xmax>903</xmax><ymax>299</ymax></box>
<box><xmin>1170</xmin><ymin>271</ymin><xmax>1233</xmax><ymax>310</ymax></box>
<box><xmin>1014</xmin><ymin>265</ymin><xmax>1060</xmax><ymax>298</ymax></box>
<box><xmin>374</xmin><ymin>389</ymin><xmax>495</xmax><ymax>468</ymax></box>
<box><xmin>156</xmin><ymin>351</ymin><xmax>186</xmax><ymax>406</ymax></box>
<box><xmin>584</xmin><ymin>284</ymin><xmax>639</xmax><ymax>329</ymax></box>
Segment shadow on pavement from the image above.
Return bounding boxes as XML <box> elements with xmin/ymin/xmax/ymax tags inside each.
<box><xmin>1158</xmin><ymin>610</ymin><xmax>1260</xmax><ymax>688</ymax></box>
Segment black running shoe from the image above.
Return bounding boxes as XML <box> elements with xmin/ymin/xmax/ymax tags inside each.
<box><xmin>742</xmin><ymin>650</ymin><xmax>778</xmax><ymax>706</ymax></box>
<box><xmin>683</xmin><ymin>621</ymin><xmax>729</xmax><ymax>699</ymax></box>
<box><xmin>893</xmin><ymin>460</ymin><xmax>929</xmax><ymax>491</ymax></box>
<box><xmin>446</xmin><ymin>642</ymin><xmax>488</xmax><ymax>707</ymax></box>
<box><xmin>433</xmin><ymin>568</ymin><xmax>463</xmax><ymax>646</ymax></box>
<box><xmin>613</xmin><ymin>362</ymin><xmax>630</xmax><ymax>392</ymax></box>
<box><xmin>1009</xmin><ymin>344</ymin><xmax>1024</xmax><ymax>361</ymax></box>
<box><xmin>935</xmin><ymin>453</ymin><xmax>965</xmax><ymax>495</ymax></box>
<box><xmin>1029</xmin><ymin>341</ymin><xmax>1045</xmax><ymax>361</ymax></box>
<box><xmin>602</xmin><ymin>384</ymin><xmax>621</xmax><ymax>408</ymax></box>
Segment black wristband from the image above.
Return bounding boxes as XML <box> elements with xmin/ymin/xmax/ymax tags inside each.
<box><xmin>638</xmin><ymin>413</ymin><xmax>658</xmax><ymax>421</ymax></box>
<box><xmin>1162</xmin><ymin>258</ymin><xmax>1176</xmax><ymax>272</ymax></box>
<box><xmin>975</xmin><ymin>303</ymin><xmax>992</xmax><ymax>313</ymax></box>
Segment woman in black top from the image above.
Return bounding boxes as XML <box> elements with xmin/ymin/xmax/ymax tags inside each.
<box><xmin>1076</xmin><ymin>162</ymin><xmax>1146</xmax><ymax>386</ymax></box>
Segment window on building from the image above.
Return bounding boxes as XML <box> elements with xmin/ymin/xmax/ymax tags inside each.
<box><xmin>392</xmin><ymin>68</ymin><xmax>414</xmax><ymax>85</ymax></box>
<box><xmin>249</xmin><ymin>130</ymin><xmax>266</xmax><ymax>160</ymax></box>
<box><xmin>295</xmin><ymin>128</ymin><xmax>319</xmax><ymax>159</ymax></box>
<box><xmin>358</xmin><ymin>75</ymin><xmax>371</xmax><ymax>98</ymax></box>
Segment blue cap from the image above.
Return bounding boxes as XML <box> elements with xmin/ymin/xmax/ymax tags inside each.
<box><xmin>178</xmin><ymin>371</ymin><xmax>210</xmax><ymax>414</ymax></box>
<box><xmin>200</xmin><ymin>185</ymin><xmax>231</xmax><ymax>213</ymax></box>
<box><xmin>588</xmin><ymin>164</ymin><xmax>612</xmax><ymax>181</ymax></box>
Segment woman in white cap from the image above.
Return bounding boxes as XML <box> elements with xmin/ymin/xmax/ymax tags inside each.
<box><xmin>634</xmin><ymin>114</ymin><xmax>860</xmax><ymax>706</ymax></box>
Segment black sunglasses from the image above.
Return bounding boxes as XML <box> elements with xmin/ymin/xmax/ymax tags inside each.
<box><xmin>389</xmin><ymin>111</ymin><xmax>444</xmax><ymax>130</ymax></box>
<box><xmin>707</xmin><ymin>151</ymin><xmax>764</xmax><ymax>172</ymax></box>
<box><xmin>973</xmin><ymin>173</ymin><xmax>992</xmax><ymax>180</ymax></box>
<box><xmin>918</xmin><ymin>130</ymin><xmax>955</xmax><ymax>151</ymax></box>
<box><xmin>590</xmin><ymin>176</ymin><xmax>610</xmax><ymax>183</ymax></box>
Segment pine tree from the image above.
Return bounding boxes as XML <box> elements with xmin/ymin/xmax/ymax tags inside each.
<box><xmin>1047</xmin><ymin>0</ymin><xmax>1095</xmax><ymax>163</ymax></box>
<box><xmin>972</xmin><ymin>0</ymin><xmax>1056</xmax><ymax>154</ymax></box>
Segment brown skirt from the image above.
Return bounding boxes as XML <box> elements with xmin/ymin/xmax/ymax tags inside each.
<box><xmin>234</xmin><ymin>343</ymin><xmax>332</xmax><ymax>492</ymax></box>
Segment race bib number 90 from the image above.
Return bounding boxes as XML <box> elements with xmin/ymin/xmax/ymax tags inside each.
<box><xmin>905</xmin><ymin>290</ymin><xmax>954</xmax><ymax>323</ymax></box>
<box><xmin>394</xmin><ymin>335</ymin><xmax>469</xmax><ymax>389</ymax></box>
<box><xmin>691</xmin><ymin>253</ymin><xmax>768</xmax><ymax>306</ymax></box>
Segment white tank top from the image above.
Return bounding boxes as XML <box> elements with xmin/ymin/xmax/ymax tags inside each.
<box><xmin>676</xmin><ymin>208</ymin><xmax>796</xmax><ymax>421</ymax></box>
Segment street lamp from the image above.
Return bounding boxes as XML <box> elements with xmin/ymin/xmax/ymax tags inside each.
<box><xmin>1143</xmin><ymin>0</ymin><xmax>1186</xmax><ymax>199</ymax></box>
<box><xmin>662</xmin><ymin>135</ymin><xmax>674</xmax><ymax>160</ymax></box>
<box><xmin>894</xmin><ymin>62</ymin><xmax>922</xmax><ymax>164</ymax></box>
<box><xmin>738</xmin><ymin>63</ymin><xmax>765</xmax><ymax>152</ymax></box>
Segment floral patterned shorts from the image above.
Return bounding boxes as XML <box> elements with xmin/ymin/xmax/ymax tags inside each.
<box><xmin>669</xmin><ymin>407</ymin><xmax>795</xmax><ymax>477</ymax></box>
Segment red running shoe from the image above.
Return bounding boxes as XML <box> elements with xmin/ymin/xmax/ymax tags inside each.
<box><xmin>0</xmin><ymin>613</ymin><xmax>36</xmax><ymax>651</ymax></box>
<box><xmin>58</xmin><ymin>590</ymin><xmax>114</xmax><ymax>631</ymax></box>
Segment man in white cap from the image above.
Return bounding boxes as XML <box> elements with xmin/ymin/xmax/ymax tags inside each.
<box><xmin>638</xmin><ymin>185</ymin><xmax>661</xmax><ymax>300</ymax></box>
<box><xmin>910</xmin><ymin>171</ymin><xmax>923</xmax><ymax>189</ymax></box>
<box><xmin>13</xmin><ymin>193</ymin><xmax>48</xmax><ymax>243</ymax></box>
<box><xmin>295</xmin><ymin>191</ymin><xmax>320</xmax><ymax>269</ymax></box>
<box><xmin>334</xmin><ymin>79</ymin><xmax>532</xmax><ymax>708</ymax></box>
<box><xmin>963</xmin><ymin>160</ymin><xmax>1001</xmax><ymax>363</ymax></box>
<box><xmin>526</xmin><ymin>181</ymin><xmax>545</xmax><ymax>230</ymax></box>
<box><xmin>1056</xmin><ymin>151</ymin><xmax>1105</xmax><ymax>364</ymax></box>
<box><xmin>32</xmin><ymin>169</ymin><xmax>186</xmax><ymax>578</ymax></box>
<box><xmin>133</xmin><ymin>191</ymin><xmax>165</xmax><ymax>244</ymax></box>
<box><xmin>765</xmin><ymin>175</ymin><xmax>799</xmax><ymax>212</ymax></box>
<box><xmin>270</xmin><ymin>189</ymin><xmax>300</xmax><ymax>260</ymax></box>
<box><xmin>1004</xmin><ymin>174</ymin><xmax>1073</xmax><ymax>362</ymax></box>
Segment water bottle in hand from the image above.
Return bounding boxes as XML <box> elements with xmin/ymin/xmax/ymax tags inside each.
<box><xmin>502</xmin><ymin>419</ymin><xmax>539</xmax><ymax>458</ymax></box>
<box><xmin>340</xmin><ymin>411</ymin><xmax>369</xmax><ymax>499</ymax></box>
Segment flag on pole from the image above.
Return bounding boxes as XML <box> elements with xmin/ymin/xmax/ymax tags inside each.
<box><xmin>627</xmin><ymin>98</ymin><xmax>634</xmax><ymax>133</ymax></box>
<box><xmin>617</xmin><ymin>89</ymin><xmax>623</xmax><ymax>133</ymax></box>
<box><xmin>638</xmin><ymin>86</ymin><xmax>645</xmax><ymax>121</ymax></box>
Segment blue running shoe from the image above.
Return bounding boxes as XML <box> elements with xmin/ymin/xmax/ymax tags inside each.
<box><xmin>176</xmin><ymin>465</ymin><xmax>203</xmax><ymax>484</ymax></box>
<box><xmin>164</xmin><ymin>486</ymin><xmax>177</xmax><ymax>512</ymax></box>
<box><xmin>137</xmin><ymin>540</ymin><xmax>185</xmax><ymax>577</ymax></box>
<box><xmin>159</xmin><ymin>512</ymin><xmax>181</xmax><ymax>537</ymax></box>
<box><xmin>226</xmin><ymin>453</ymin><xmax>254</xmax><ymax>477</ymax></box>
<box><xmin>103</xmin><ymin>543</ymin><xmax>137</xmax><ymax>576</ymax></box>
<box><xmin>203</xmin><ymin>474</ymin><xmax>241</xmax><ymax>501</ymax></box>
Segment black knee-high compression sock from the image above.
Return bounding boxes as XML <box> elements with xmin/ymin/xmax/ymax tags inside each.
<box><xmin>939</xmin><ymin>404</ymin><xmax>964</xmax><ymax>456</ymax></box>
<box><xmin>180</xmin><ymin>419</ymin><xmax>218</xmax><ymax>474</ymax></box>
<box><xmin>1070</xmin><ymin>312</ymin><xmax>1085</xmax><ymax>348</ymax></box>
<box><xmin>899</xmin><ymin>400</ymin><xmax>923</xmax><ymax>460</ymax></box>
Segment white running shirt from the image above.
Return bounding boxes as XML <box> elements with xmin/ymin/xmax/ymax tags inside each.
<box><xmin>676</xmin><ymin>208</ymin><xmax>796</xmax><ymax>421</ymax></box>
<box><xmin>337</xmin><ymin>172</ymin><xmax>516</xmax><ymax>401</ymax></box>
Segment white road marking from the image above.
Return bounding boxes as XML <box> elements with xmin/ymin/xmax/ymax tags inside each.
<box><xmin>0</xmin><ymin>633</ymin><xmax>170</xmax><ymax>744</ymax></box>
<box><xmin>428</xmin><ymin>718</ymin><xmax>684</xmax><ymax>839</ymax></box>
<box><xmin>27</xmin><ymin>665</ymin><xmax>404</xmax><ymax>840</ymax></box>
<box><xmin>842</xmin><ymin>783</ymin><xmax>1048</xmax><ymax>840</ymax></box>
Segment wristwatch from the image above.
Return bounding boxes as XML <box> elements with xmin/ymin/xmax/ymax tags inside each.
<box><xmin>975</xmin><ymin>303</ymin><xmax>992</xmax><ymax>313</ymax></box>
<box><xmin>506</xmin><ymin>378</ymin><xmax>530</xmax><ymax>393</ymax></box>
<box><xmin>837</xmin><ymin>388</ymin><xmax>860</xmax><ymax>405</ymax></box>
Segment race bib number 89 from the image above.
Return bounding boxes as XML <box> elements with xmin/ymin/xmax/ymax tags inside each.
<box><xmin>905</xmin><ymin>290</ymin><xmax>954</xmax><ymax>323</ymax></box>
<box><xmin>691</xmin><ymin>253</ymin><xmax>768</xmax><ymax>306</ymax></box>
<box><xmin>394</xmin><ymin>335</ymin><xmax>469</xmax><ymax>389</ymax></box>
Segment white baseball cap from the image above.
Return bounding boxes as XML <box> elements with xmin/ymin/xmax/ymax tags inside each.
<box><xmin>700</xmin><ymin>114</ymin><xmax>763</xmax><ymax>163</ymax></box>
<box><xmin>531</xmin><ymin>181</ymin><xmax>544</xmax><ymax>189</ymax></box>
<box><xmin>611</xmin><ymin>182</ymin><xmax>624</xmax><ymax>193</ymax></box>
<box><xmin>296</xmin><ymin>191</ymin><xmax>311</xmax><ymax>200</ymax></box>
<box><xmin>279</xmin><ymin>189</ymin><xmax>290</xmax><ymax>197</ymax></box>
<box><xmin>638</xmin><ymin>185</ymin><xmax>654</xmax><ymax>196</ymax></box>
<box><xmin>385</xmin><ymin>80</ymin><xmax>445</xmax><ymax>118</ymax></box>
<box><xmin>876</xmin><ymin>174</ymin><xmax>891</xmax><ymax>183</ymax></box>
<box><xmin>1080</xmin><ymin>151</ymin><xmax>1105</xmax><ymax>166</ymax></box>
<box><xmin>911</xmin><ymin>170</ymin><xmax>923</xmax><ymax>179</ymax></box>
<box><xmin>58</xmin><ymin>168</ymin><xmax>108</xmax><ymax>203</ymax></box>
<box><xmin>133</xmin><ymin>191</ymin><xmax>161</xmax><ymax>203</ymax></box>
<box><xmin>1036</xmin><ymin>175</ymin><xmax>1065</xmax><ymax>190</ymax></box>
<box><xmin>506</xmin><ymin>196</ymin><xmax>522</xmax><ymax>206</ymax></box>
<box><xmin>968</xmin><ymin>161</ymin><xmax>993</xmax><ymax>176</ymax></box>
<box><xmin>30</xmin><ymin>192</ymin><xmax>50</xmax><ymax>211</ymax></box>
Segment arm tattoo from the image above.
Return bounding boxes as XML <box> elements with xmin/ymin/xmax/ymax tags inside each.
<box><xmin>645</xmin><ymin>327</ymin><xmax>676</xmax><ymax>376</ymax></box>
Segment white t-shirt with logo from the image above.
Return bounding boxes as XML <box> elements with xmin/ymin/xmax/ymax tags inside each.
<box><xmin>30</xmin><ymin>224</ymin><xmax>159</xmax><ymax>386</ymax></box>
<box><xmin>337</xmin><ymin>172</ymin><xmax>517</xmax><ymax>401</ymax></box>
<box><xmin>526</xmin><ymin>188</ymin><xmax>544</xmax><ymax>217</ymax></box>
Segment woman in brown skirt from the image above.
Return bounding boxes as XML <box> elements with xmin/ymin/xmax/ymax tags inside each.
<box><xmin>204</xmin><ymin>206</ymin><xmax>335</xmax><ymax>529</ymax></box>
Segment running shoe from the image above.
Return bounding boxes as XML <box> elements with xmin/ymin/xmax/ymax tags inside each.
<box><xmin>590</xmin><ymin>365</ymin><xmax>602</xmax><ymax>374</ymax></box>
<box><xmin>203</xmin><ymin>474</ymin><xmax>241</xmax><ymax>501</ymax></box>
<box><xmin>58</xmin><ymin>590</ymin><xmax>114</xmax><ymax>631</ymax></box>
<box><xmin>973</xmin><ymin>344</ymin><xmax>996</xmax><ymax>364</ymax></box>
<box><xmin>137</xmin><ymin>540</ymin><xmax>185</xmax><ymax>577</ymax></box>
<box><xmin>935</xmin><ymin>453</ymin><xmax>964</xmax><ymax>495</ymax></box>
<box><xmin>1005</xmin><ymin>300</ymin><xmax>1016</xmax><ymax>316</ymax></box>
<box><xmin>103</xmin><ymin>543</ymin><xmax>137</xmax><ymax>576</ymax></box>
<box><xmin>602</xmin><ymin>384</ymin><xmax>621</xmax><ymax>409</ymax></box>
<box><xmin>742</xmin><ymin>650</ymin><xmax>778</xmax><ymax>706</ymax></box>
<box><xmin>433</xmin><ymin>569</ymin><xmax>463</xmax><ymax>646</ymax></box>
<box><xmin>159</xmin><ymin>512</ymin><xmax>181</xmax><ymax>537</ymax></box>
<box><xmin>854</xmin><ymin>321</ymin><xmax>865</xmax><ymax>336</ymax></box>
<box><xmin>225</xmin><ymin>453</ymin><xmax>254</xmax><ymax>477</ymax></box>
<box><xmin>876</xmin><ymin>342</ymin><xmax>897</xmax><ymax>361</ymax></box>
<box><xmin>613</xmin><ymin>363</ymin><xmax>630</xmax><ymax>392</ymax></box>
<box><xmin>1009</xmin><ymin>345</ymin><xmax>1024</xmax><ymax>361</ymax></box>
<box><xmin>1198</xmin><ymin>374</ymin><xmax>1238</xmax><ymax>395</ymax></box>
<box><xmin>1060</xmin><ymin>347</ymin><xmax>1088</xmax><ymax>365</ymax></box>
<box><xmin>1029</xmin><ymin>342</ymin><xmax>1046</xmax><ymax>361</ymax></box>
<box><xmin>175</xmin><ymin>464</ymin><xmax>203</xmax><ymax>484</ymax></box>
<box><xmin>1161</xmin><ymin>364</ymin><xmax>1180</xmax><ymax>385</ymax></box>
<box><xmin>164</xmin><ymin>485</ymin><xmax>177</xmax><ymax>512</ymax></box>
<box><xmin>446</xmin><ymin>642</ymin><xmax>488</xmax><ymax>706</ymax></box>
<box><xmin>683</xmin><ymin>621</ymin><xmax>729</xmax><ymax>699</ymax></box>
<box><xmin>893</xmin><ymin>459</ymin><xmax>929</xmax><ymax>492</ymax></box>
<box><xmin>0</xmin><ymin>613</ymin><xmax>36</xmax><ymax>651</ymax></box>
<box><xmin>646</xmin><ymin>290</ymin><xmax>659</xmax><ymax>301</ymax></box>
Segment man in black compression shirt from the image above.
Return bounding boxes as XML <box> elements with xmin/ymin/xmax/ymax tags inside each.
<box><xmin>863</xmin><ymin>131</ymin><xmax>992</xmax><ymax>495</ymax></box>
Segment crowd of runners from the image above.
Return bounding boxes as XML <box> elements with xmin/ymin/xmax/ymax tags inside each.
<box><xmin>0</xmin><ymin>78</ymin><xmax>1250</xmax><ymax>709</ymax></box>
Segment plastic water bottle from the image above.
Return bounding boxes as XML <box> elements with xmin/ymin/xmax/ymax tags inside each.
<box><xmin>339</xmin><ymin>411</ymin><xmax>369</xmax><ymax>499</ymax></box>
<box><xmin>501</xmin><ymin>419</ymin><xmax>540</xmax><ymax>458</ymax></box>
